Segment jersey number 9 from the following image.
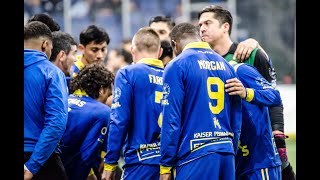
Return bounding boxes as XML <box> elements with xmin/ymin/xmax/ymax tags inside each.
<box><xmin>207</xmin><ymin>77</ymin><xmax>224</xmax><ymax>114</ymax></box>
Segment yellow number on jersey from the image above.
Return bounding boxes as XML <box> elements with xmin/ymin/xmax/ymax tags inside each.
<box><xmin>238</xmin><ymin>141</ymin><xmax>250</xmax><ymax>156</ymax></box>
<box><xmin>155</xmin><ymin>91</ymin><xmax>163</xmax><ymax>104</ymax></box>
<box><xmin>207</xmin><ymin>77</ymin><xmax>224</xmax><ymax>114</ymax></box>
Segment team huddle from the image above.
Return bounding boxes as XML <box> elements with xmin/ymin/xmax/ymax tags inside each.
<box><xmin>24</xmin><ymin>4</ymin><xmax>296</xmax><ymax>180</ymax></box>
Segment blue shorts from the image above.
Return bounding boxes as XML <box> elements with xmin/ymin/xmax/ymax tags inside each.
<box><xmin>122</xmin><ymin>164</ymin><xmax>159</xmax><ymax>180</ymax></box>
<box><xmin>237</xmin><ymin>166</ymin><xmax>281</xmax><ymax>180</ymax></box>
<box><xmin>175</xmin><ymin>152</ymin><xmax>235</xmax><ymax>180</ymax></box>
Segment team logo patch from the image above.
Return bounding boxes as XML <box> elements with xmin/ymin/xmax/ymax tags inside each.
<box><xmin>163</xmin><ymin>83</ymin><xmax>170</xmax><ymax>99</ymax></box>
<box><xmin>113</xmin><ymin>87</ymin><xmax>121</xmax><ymax>102</ymax></box>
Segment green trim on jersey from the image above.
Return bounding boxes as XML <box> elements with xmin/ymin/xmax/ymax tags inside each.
<box><xmin>224</xmin><ymin>48</ymin><xmax>258</xmax><ymax>66</ymax></box>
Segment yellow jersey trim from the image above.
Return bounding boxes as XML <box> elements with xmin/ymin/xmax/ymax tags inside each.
<box><xmin>101</xmin><ymin>151</ymin><xmax>106</xmax><ymax>158</ymax></box>
<box><xmin>88</xmin><ymin>168</ymin><xmax>95</xmax><ymax>176</ymax></box>
<box><xmin>72</xmin><ymin>59</ymin><xmax>85</xmax><ymax>78</ymax></box>
<box><xmin>229</xmin><ymin>60</ymin><xmax>245</xmax><ymax>72</ymax></box>
<box><xmin>73</xmin><ymin>89</ymin><xmax>88</xmax><ymax>96</ymax></box>
<box><xmin>137</xmin><ymin>58</ymin><xmax>164</xmax><ymax>68</ymax></box>
<box><xmin>228</xmin><ymin>60</ymin><xmax>238</xmax><ymax>65</ymax></box>
<box><xmin>104</xmin><ymin>164</ymin><xmax>118</xmax><ymax>171</ymax></box>
<box><xmin>76</xmin><ymin>54</ymin><xmax>82</xmax><ymax>62</ymax></box>
<box><xmin>74</xmin><ymin>59</ymin><xmax>85</xmax><ymax>70</ymax></box>
<box><xmin>245</xmin><ymin>88</ymin><xmax>254</xmax><ymax>102</ymax></box>
<box><xmin>160</xmin><ymin>166</ymin><xmax>172</xmax><ymax>174</ymax></box>
<box><xmin>183</xmin><ymin>42</ymin><xmax>212</xmax><ymax>51</ymax></box>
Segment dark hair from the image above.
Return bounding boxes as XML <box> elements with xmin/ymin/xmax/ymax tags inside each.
<box><xmin>50</xmin><ymin>31</ymin><xmax>77</xmax><ymax>62</ymax></box>
<box><xmin>122</xmin><ymin>38</ymin><xmax>132</xmax><ymax>45</ymax></box>
<box><xmin>24</xmin><ymin>21</ymin><xmax>52</xmax><ymax>41</ymax></box>
<box><xmin>159</xmin><ymin>40</ymin><xmax>173</xmax><ymax>60</ymax></box>
<box><xmin>198</xmin><ymin>5</ymin><xmax>233</xmax><ymax>35</ymax></box>
<box><xmin>113</xmin><ymin>48</ymin><xmax>133</xmax><ymax>65</ymax></box>
<box><xmin>27</xmin><ymin>13</ymin><xmax>60</xmax><ymax>32</ymax></box>
<box><xmin>79</xmin><ymin>25</ymin><xmax>110</xmax><ymax>46</ymax></box>
<box><xmin>170</xmin><ymin>22</ymin><xmax>200</xmax><ymax>44</ymax></box>
<box><xmin>149</xmin><ymin>15</ymin><xmax>176</xmax><ymax>30</ymax></box>
<box><xmin>69</xmin><ymin>63</ymin><xmax>114</xmax><ymax>99</ymax></box>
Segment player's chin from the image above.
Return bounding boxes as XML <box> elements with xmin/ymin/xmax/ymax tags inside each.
<box><xmin>201</xmin><ymin>36</ymin><xmax>211</xmax><ymax>43</ymax></box>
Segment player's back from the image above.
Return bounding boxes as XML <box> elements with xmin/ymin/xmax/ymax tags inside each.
<box><xmin>162</xmin><ymin>44</ymin><xmax>241</xmax><ymax>166</ymax></box>
<box><xmin>61</xmin><ymin>93</ymin><xmax>110</xmax><ymax>179</ymax></box>
<box><xmin>112</xmin><ymin>59</ymin><xmax>164</xmax><ymax>166</ymax></box>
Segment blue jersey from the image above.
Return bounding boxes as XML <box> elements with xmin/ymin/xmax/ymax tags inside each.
<box><xmin>24</xmin><ymin>49</ymin><xmax>68</xmax><ymax>174</ymax></box>
<box><xmin>160</xmin><ymin>42</ymin><xmax>242</xmax><ymax>168</ymax></box>
<box><xmin>104</xmin><ymin>58</ymin><xmax>164</xmax><ymax>167</ymax></box>
<box><xmin>61</xmin><ymin>90</ymin><xmax>111</xmax><ymax>180</ymax></box>
<box><xmin>230</xmin><ymin>61</ymin><xmax>282</xmax><ymax>177</ymax></box>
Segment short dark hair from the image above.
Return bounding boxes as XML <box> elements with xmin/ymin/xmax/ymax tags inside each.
<box><xmin>79</xmin><ymin>25</ymin><xmax>110</xmax><ymax>46</ymax></box>
<box><xmin>27</xmin><ymin>13</ymin><xmax>60</xmax><ymax>32</ymax></box>
<box><xmin>149</xmin><ymin>15</ymin><xmax>176</xmax><ymax>30</ymax></box>
<box><xmin>113</xmin><ymin>48</ymin><xmax>133</xmax><ymax>65</ymax></box>
<box><xmin>69</xmin><ymin>63</ymin><xmax>114</xmax><ymax>99</ymax></box>
<box><xmin>198</xmin><ymin>5</ymin><xmax>233</xmax><ymax>35</ymax></box>
<box><xmin>24</xmin><ymin>21</ymin><xmax>52</xmax><ymax>41</ymax></box>
<box><xmin>159</xmin><ymin>40</ymin><xmax>173</xmax><ymax>60</ymax></box>
<box><xmin>170</xmin><ymin>22</ymin><xmax>200</xmax><ymax>44</ymax></box>
<box><xmin>50</xmin><ymin>31</ymin><xmax>77</xmax><ymax>62</ymax></box>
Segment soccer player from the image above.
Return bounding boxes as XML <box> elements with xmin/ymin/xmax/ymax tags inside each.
<box><xmin>102</xmin><ymin>27</ymin><xmax>164</xmax><ymax>180</ymax></box>
<box><xmin>105</xmin><ymin>48</ymin><xmax>133</xmax><ymax>74</ymax></box>
<box><xmin>70</xmin><ymin>25</ymin><xmax>110</xmax><ymax>78</ymax></box>
<box><xmin>226</xmin><ymin>60</ymin><xmax>282</xmax><ymax>179</ymax></box>
<box><xmin>27</xmin><ymin>12</ymin><xmax>60</xmax><ymax>32</ymax></box>
<box><xmin>149</xmin><ymin>15</ymin><xmax>176</xmax><ymax>41</ymax></box>
<box><xmin>198</xmin><ymin>5</ymin><xmax>296</xmax><ymax>179</ymax></box>
<box><xmin>49</xmin><ymin>31</ymin><xmax>78</xmax><ymax>87</ymax></box>
<box><xmin>60</xmin><ymin>63</ymin><xmax>114</xmax><ymax>180</ymax></box>
<box><xmin>148</xmin><ymin>15</ymin><xmax>266</xmax><ymax>66</ymax></box>
<box><xmin>159</xmin><ymin>39</ymin><xmax>174</xmax><ymax>67</ymax></box>
<box><xmin>24</xmin><ymin>21</ymin><xmax>68</xmax><ymax>180</ymax></box>
<box><xmin>159</xmin><ymin>22</ymin><xmax>242</xmax><ymax>180</ymax></box>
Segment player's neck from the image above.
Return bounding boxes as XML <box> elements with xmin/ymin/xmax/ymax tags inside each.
<box><xmin>81</xmin><ymin>57</ymin><xmax>89</xmax><ymax>65</ymax></box>
<box><xmin>211</xmin><ymin>38</ymin><xmax>233</xmax><ymax>56</ymax></box>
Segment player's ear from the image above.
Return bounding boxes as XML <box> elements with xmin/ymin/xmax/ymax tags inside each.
<box><xmin>41</xmin><ymin>40</ymin><xmax>49</xmax><ymax>52</ymax></box>
<box><xmin>158</xmin><ymin>47</ymin><xmax>163</xmax><ymax>59</ymax></box>
<box><xmin>58</xmin><ymin>51</ymin><xmax>66</xmax><ymax>62</ymax></box>
<box><xmin>130</xmin><ymin>46</ymin><xmax>136</xmax><ymax>57</ymax></box>
<box><xmin>223</xmin><ymin>22</ymin><xmax>230</xmax><ymax>34</ymax></box>
<box><xmin>78</xmin><ymin>44</ymin><xmax>85</xmax><ymax>53</ymax></box>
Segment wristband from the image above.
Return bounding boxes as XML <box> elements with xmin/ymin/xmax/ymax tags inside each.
<box><xmin>104</xmin><ymin>163</ymin><xmax>117</xmax><ymax>171</ymax></box>
<box><xmin>160</xmin><ymin>166</ymin><xmax>172</xmax><ymax>174</ymax></box>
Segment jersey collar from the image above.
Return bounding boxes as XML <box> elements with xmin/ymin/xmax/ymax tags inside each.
<box><xmin>73</xmin><ymin>89</ymin><xmax>89</xmax><ymax>96</ymax></box>
<box><xmin>183</xmin><ymin>42</ymin><xmax>212</xmax><ymax>51</ymax></box>
<box><xmin>137</xmin><ymin>58</ymin><xmax>164</xmax><ymax>68</ymax></box>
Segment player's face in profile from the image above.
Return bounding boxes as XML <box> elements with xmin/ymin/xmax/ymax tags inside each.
<box><xmin>64</xmin><ymin>45</ymin><xmax>77</xmax><ymax>76</ymax></box>
<box><xmin>198</xmin><ymin>12</ymin><xmax>224</xmax><ymax>45</ymax></box>
<box><xmin>150</xmin><ymin>22</ymin><xmax>171</xmax><ymax>41</ymax></box>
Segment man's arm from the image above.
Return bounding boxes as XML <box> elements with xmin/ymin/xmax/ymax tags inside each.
<box><xmin>227</xmin><ymin>63</ymin><xmax>281</xmax><ymax>106</ymax></box>
<box><xmin>102</xmin><ymin>69</ymin><xmax>132</xmax><ymax>179</ymax></box>
<box><xmin>25</xmin><ymin>70</ymin><xmax>68</xmax><ymax>175</ymax></box>
<box><xmin>160</xmin><ymin>63</ymin><xmax>184</xmax><ymax>174</ymax></box>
